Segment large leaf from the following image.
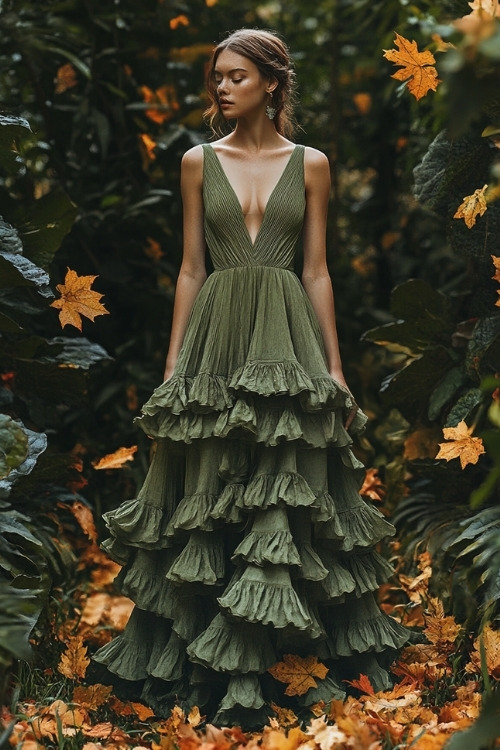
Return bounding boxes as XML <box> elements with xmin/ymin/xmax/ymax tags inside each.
<box><xmin>0</xmin><ymin>425</ymin><xmax>47</xmax><ymax>499</ymax></box>
<box><xmin>11</xmin><ymin>189</ymin><xmax>77</xmax><ymax>269</ymax></box>
<box><xmin>363</xmin><ymin>279</ymin><xmax>455</xmax><ymax>355</ymax></box>
<box><xmin>0</xmin><ymin>579</ymin><xmax>41</xmax><ymax>661</ymax></box>
<box><xmin>0</xmin><ymin>217</ymin><xmax>52</xmax><ymax>297</ymax></box>
<box><xmin>0</xmin><ymin>415</ymin><xmax>28</xmax><ymax>479</ymax></box>
<box><xmin>380</xmin><ymin>346</ymin><xmax>455</xmax><ymax>419</ymax></box>
<box><xmin>0</xmin><ymin>114</ymin><xmax>31</xmax><ymax>176</ymax></box>
<box><xmin>466</xmin><ymin>316</ymin><xmax>500</xmax><ymax>379</ymax></box>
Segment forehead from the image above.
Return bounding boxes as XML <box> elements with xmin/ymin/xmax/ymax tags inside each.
<box><xmin>214</xmin><ymin>48</ymin><xmax>258</xmax><ymax>74</ymax></box>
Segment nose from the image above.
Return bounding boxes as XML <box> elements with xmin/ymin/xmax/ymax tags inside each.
<box><xmin>217</xmin><ymin>78</ymin><xmax>228</xmax><ymax>95</ymax></box>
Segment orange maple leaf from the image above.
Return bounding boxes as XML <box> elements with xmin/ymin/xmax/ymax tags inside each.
<box><xmin>344</xmin><ymin>673</ymin><xmax>376</xmax><ymax>695</ymax></box>
<box><xmin>453</xmin><ymin>184</ymin><xmax>488</xmax><ymax>228</ymax></box>
<box><xmin>92</xmin><ymin>445</ymin><xmax>138</xmax><ymax>470</ymax></box>
<box><xmin>50</xmin><ymin>268</ymin><xmax>109</xmax><ymax>331</ymax></box>
<box><xmin>383</xmin><ymin>33</ymin><xmax>440</xmax><ymax>100</ymax></box>
<box><xmin>268</xmin><ymin>654</ymin><xmax>328</xmax><ymax>696</ymax></box>
<box><xmin>435</xmin><ymin>420</ymin><xmax>485</xmax><ymax>469</ymax></box>
<box><xmin>57</xmin><ymin>635</ymin><xmax>90</xmax><ymax>680</ymax></box>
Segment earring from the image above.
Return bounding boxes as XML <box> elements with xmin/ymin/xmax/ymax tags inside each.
<box><xmin>266</xmin><ymin>92</ymin><xmax>276</xmax><ymax>120</ymax></box>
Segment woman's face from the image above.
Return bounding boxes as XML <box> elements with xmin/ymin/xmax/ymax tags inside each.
<box><xmin>213</xmin><ymin>48</ymin><xmax>270</xmax><ymax>121</ymax></box>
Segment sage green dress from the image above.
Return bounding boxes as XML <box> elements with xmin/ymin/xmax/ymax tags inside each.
<box><xmin>93</xmin><ymin>143</ymin><xmax>409</xmax><ymax>727</ymax></box>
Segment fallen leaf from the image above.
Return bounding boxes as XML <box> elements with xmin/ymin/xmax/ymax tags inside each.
<box><xmin>435</xmin><ymin>420</ymin><xmax>485</xmax><ymax>469</ymax></box>
<box><xmin>50</xmin><ymin>268</ymin><xmax>109</xmax><ymax>331</ymax></box>
<box><xmin>268</xmin><ymin>654</ymin><xmax>328</xmax><ymax>697</ymax></box>
<box><xmin>453</xmin><ymin>184</ymin><xmax>488</xmax><ymax>228</ymax></box>
<box><xmin>92</xmin><ymin>445</ymin><xmax>138</xmax><ymax>470</ymax></box>
<box><xmin>73</xmin><ymin>684</ymin><xmax>113</xmax><ymax>711</ymax></box>
<box><xmin>57</xmin><ymin>635</ymin><xmax>90</xmax><ymax>680</ymax></box>
<box><xmin>383</xmin><ymin>33</ymin><xmax>440</xmax><ymax>100</ymax></box>
<box><xmin>465</xmin><ymin>624</ymin><xmax>500</xmax><ymax>678</ymax></box>
<box><xmin>269</xmin><ymin>703</ymin><xmax>299</xmax><ymax>727</ymax></box>
<box><xmin>131</xmin><ymin>702</ymin><xmax>156</xmax><ymax>721</ymax></box>
<box><xmin>344</xmin><ymin>673</ymin><xmax>375</xmax><ymax>695</ymax></box>
<box><xmin>306</xmin><ymin>716</ymin><xmax>348</xmax><ymax>750</ymax></box>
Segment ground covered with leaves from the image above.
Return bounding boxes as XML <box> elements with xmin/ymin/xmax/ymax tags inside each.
<box><xmin>2</xmin><ymin>496</ymin><xmax>499</xmax><ymax>750</ymax></box>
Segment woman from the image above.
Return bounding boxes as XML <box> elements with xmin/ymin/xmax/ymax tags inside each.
<box><xmin>92</xmin><ymin>28</ymin><xmax>409</xmax><ymax>728</ymax></box>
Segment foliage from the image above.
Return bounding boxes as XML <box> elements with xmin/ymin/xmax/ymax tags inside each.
<box><xmin>1</xmin><ymin>517</ymin><xmax>499</xmax><ymax>749</ymax></box>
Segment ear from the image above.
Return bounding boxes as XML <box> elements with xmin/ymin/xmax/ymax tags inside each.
<box><xmin>266</xmin><ymin>77</ymin><xmax>278</xmax><ymax>94</ymax></box>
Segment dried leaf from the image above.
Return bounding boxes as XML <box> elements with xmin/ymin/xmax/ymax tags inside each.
<box><xmin>465</xmin><ymin>624</ymin><xmax>500</xmax><ymax>678</ymax></box>
<box><xmin>453</xmin><ymin>185</ymin><xmax>488</xmax><ymax>228</ymax></box>
<box><xmin>268</xmin><ymin>654</ymin><xmax>328</xmax><ymax>697</ymax></box>
<box><xmin>435</xmin><ymin>420</ymin><xmax>486</xmax><ymax>469</ymax></box>
<box><xmin>344</xmin><ymin>673</ymin><xmax>375</xmax><ymax>695</ymax></box>
<box><xmin>431</xmin><ymin>33</ymin><xmax>455</xmax><ymax>52</ymax></box>
<box><xmin>269</xmin><ymin>703</ymin><xmax>299</xmax><ymax>728</ymax></box>
<box><xmin>69</xmin><ymin>500</ymin><xmax>98</xmax><ymax>542</ymax></box>
<box><xmin>353</xmin><ymin>92</ymin><xmax>372</xmax><ymax>114</ymax></box>
<box><xmin>144</xmin><ymin>237</ymin><xmax>164</xmax><ymax>261</ymax></box>
<box><xmin>50</xmin><ymin>268</ymin><xmax>109</xmax><ymax>331</ymax></box>
<box><xmin>57</xmin><ymin>635</ymin><xmax>90</xmax><ymax>680</ymax></box>
<box><xmin>73</xmin><ymin>684</ymin><xmax>113</xmax><ymax>711</ymax></box>
<box><xmin>383</xmin><ymin>33</ymin><xmax>440</xmax><ymax>100</ymax></box>
<box><xmin>92</xmin><ymin>445</ymin><xmax>138</xmax><ymax>470</ymax></box>
<box><xmin>131</xmin><ymin>702</ymin><xmax>156</xmax><ymax>721</ymax></box>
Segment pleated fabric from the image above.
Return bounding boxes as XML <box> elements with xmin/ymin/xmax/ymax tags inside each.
<box><xmin>92</xmin><ymin>144</ymin><xmax>410</xmax><ymax>727</ymax></box>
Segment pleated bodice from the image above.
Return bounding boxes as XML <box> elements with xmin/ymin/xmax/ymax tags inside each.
<box><xmin>202</xmin><ymin>143</ymin><xmax>306</xmax><ymax>270</ymax></box>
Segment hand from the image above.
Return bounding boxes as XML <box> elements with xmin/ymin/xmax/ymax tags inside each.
<box><xmin>329</xmin><ymin>370</ymin><xmax>358</xmax><ymax>430</ymax></box>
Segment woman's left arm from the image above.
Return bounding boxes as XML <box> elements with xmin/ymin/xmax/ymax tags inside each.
<box><xmin>301</xmin><ymin>147</ymin><xmax>357</xmax><ymax>425</ymax></box>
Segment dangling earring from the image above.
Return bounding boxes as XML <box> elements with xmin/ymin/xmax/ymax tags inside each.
<box><xmin>266</xmin><ymin>92</ymin><xmax>276</xmax><ymax>120</ymax></box>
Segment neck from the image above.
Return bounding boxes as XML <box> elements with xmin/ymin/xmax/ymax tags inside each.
<box><xmin>229</xmin><ymin>114</ymin><xmax>284</xmax><ymax>151</ymax></box>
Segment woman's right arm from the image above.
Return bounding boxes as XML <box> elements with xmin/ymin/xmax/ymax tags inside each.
<box><xmin>163</xmin><ymin>145</ymin><xmax>207</xmax><ymax>381</ymax></box>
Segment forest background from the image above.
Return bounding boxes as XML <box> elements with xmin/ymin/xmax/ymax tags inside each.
<box><xmin>0</xmin><ymin>0</ymin><xmax>500</xmax><ymax>748</ymax></box>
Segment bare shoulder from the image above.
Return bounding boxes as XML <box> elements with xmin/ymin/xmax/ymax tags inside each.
<box><xmin>304</xmin><ymin>145</ymin><xmax>330</xmax><ymax>172</ymax></box>
<box><xmin>181</xmin><ymin>144</ymin><xmax>204</xmax><ymax>185</ymax></box>
<box><xmin>182</xmin><ymin>143</ymin><xmax>204</xmax><ymax>168</ymax></box>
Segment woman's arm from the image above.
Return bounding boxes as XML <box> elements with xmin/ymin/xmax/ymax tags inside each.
<box><xmin>163</xmin><ymin>145</ymin><xmax>207</xmax><ymax>381</ymax></box>
<box><xmin>301</xmin><ymin>147</ymin><xmax>357</xmax><ymax>426</ymax></box>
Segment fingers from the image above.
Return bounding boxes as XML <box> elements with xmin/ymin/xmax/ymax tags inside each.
<box><xmin>344</xmin><ymin>401</ymin><xmax>359</xmax><ymax>430</ymax></box>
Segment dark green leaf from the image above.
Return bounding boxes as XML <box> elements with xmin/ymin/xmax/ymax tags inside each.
<box><xmin>0</xmin><ymin>218</ymin><xmax>52</xmax><ymax>297</ymax></box>
<box><xmin>0</xmin><ymin>415</ymin><xmax>28</xmax><ymax>479</ymax></box>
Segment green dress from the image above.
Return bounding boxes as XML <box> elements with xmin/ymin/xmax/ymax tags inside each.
<box><xmin>92</xmin><ymin>143</ymin><xmax>409</xmax><ymax>727</ymax></box>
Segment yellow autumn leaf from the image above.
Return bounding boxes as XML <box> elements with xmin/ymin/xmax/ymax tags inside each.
<box><xmin>50</xmin><ymin>268</ymin><xmax>109</xmax><ymax>331</ymax></box>
<box><xmin>92</xmin><ymin>445</ymin><xmax>138</xmax><ymax>470</ymax></box>
<box><xmin>435</xmin><ymin>420</ymin><xmax>485</xmax><ymax>469</ymax></box>
<box><xmin>431</xmin><ymin>33</ymin><xmax>455</xmax><ymax>52</ymax></box>
<box><xmin>465</xmin><ymin>624</ymin><xmax>500</xmax><ymax>678</ymax></box>
<box><xmin>268</xmin><ymin>654</ymin><xmax>328</xmax><ymax>697</ymax></box>
<box><xmin>57</xmin><ymin>635</ymin><xmax>90</xmax><ymax>680</ymax></box>
<box><xmin>453</xmin><ymin>184</ymin><xmax>488</xmax><ymax>228</ymax></box>
<box><xmin>383</xmin><ymin>33</ymin><xmax>440</xmax><ymax>100</ymax></box>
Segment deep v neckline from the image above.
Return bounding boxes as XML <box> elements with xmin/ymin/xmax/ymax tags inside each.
<box><xmin>208</xmin><ymin>144</ymin><xmax>298</xmax><ymax>249</ymax></box>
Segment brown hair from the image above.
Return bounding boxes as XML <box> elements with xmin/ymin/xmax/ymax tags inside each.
<box><xmin>204</xmin><ymin>28</ymin><xmax>297</xmax><ymax>139</ymax></box>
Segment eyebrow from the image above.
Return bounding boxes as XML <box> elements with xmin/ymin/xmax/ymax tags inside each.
<box><xmin>214</xmin><ymin>67</ymin><xmax>248</xmax><ymax>76</ymax></box>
